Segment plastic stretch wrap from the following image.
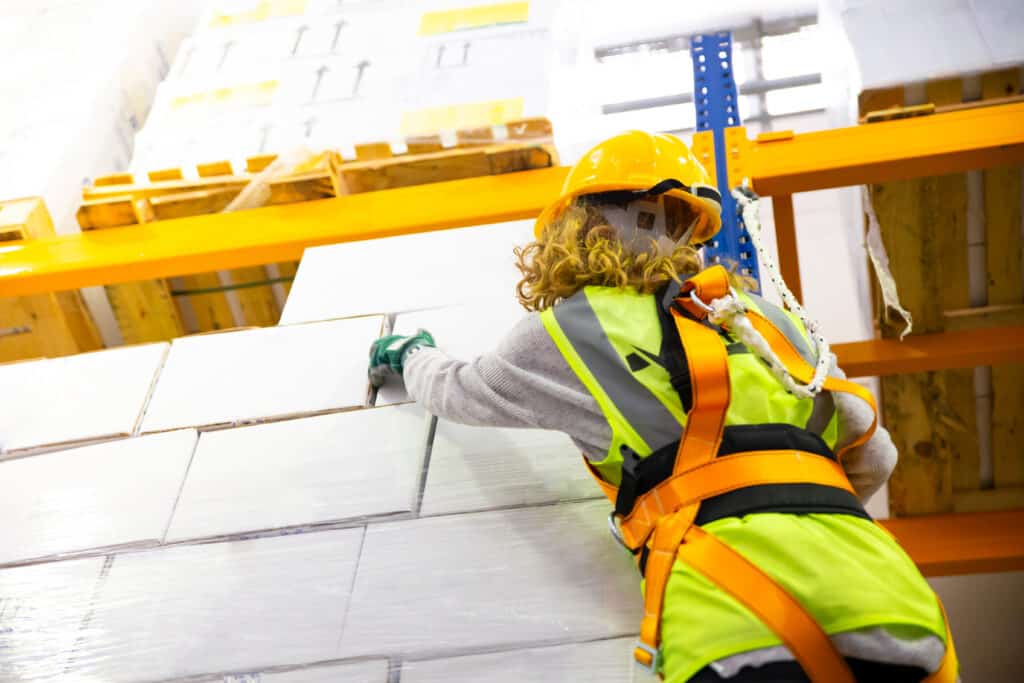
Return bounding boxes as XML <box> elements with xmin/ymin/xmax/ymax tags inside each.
<box><xmin>0</xmin><ymin>220</ymin><xmax>661</xmax><ymax>678</ymax></box>
<box><xmin>1</xmin><ymin>0</ymin><xmax>203</xmax><ymax>233</ymax></box>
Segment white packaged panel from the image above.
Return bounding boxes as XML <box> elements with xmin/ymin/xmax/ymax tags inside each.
<box><xmin>252</xmin><ymin>659</ymin><xmax>390</xmax><ymax>682</ymax></box>
<box><xmin>0</xmin><ymin>430</ymin><xmax>197</xmax><ymax>566</ymax></box>
<box><xmin>167</xmin><ymin>405</ymin><xmax>430</xmax><ymax>542</ymax></box>
<box><xmin>140</xmin><ymin>316</ymin><xmax>384</xmax><ymax>433</ymax></box>
<box><xmin>402</xmin><ymin>637</ymin><xmax>655</xmax><ymax>683</ymax></box>
<box><xmin>420</xmin><ymin>421</ymin><xmax>598</xmax><ymax>516</ymax></box>
<box><xmin>376</xmin><ymin>299</ymin><xmax>527</xmax><ymax>405</ymax></box>
<box><xmin>340</xmin><ymin>500</ymin><xmax>639</xmax><ymax>658</ymax></box>
<box><xmin>839</xmin><ymin>0</ymin><xmax>1024</xmax><ymax>88</ymax></box>
<box><xmin>198</xmin><ymin>659</ymin><xmax>390</xmax><ymax>682</ymax></box>
<box><xmin>0</xmin><ymin>343</ymin><xmax>168</xmax><ymax>453</ymax></box>
<box><xmin>71</xmin><ymin>528</ymin><xmax>364</xmax><ymax>681</ymax></box>
<box><xmin>280</xmin><ymin>221</ymin><xmax>532</xmax><ymax>325</ymax></box>
<box><xmin>0</xmin><ymin>557</ymin><xmax>106</xmax><ymax>682</ymax></box>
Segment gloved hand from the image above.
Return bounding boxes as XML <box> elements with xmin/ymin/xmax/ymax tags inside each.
<box><xmin>368</xmin><ymin>329</ymin><xmax>436</xmax><ymax>388</ymax></box>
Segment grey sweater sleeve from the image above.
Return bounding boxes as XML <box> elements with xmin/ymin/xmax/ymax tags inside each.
<box><xmin>403</xmin><ymin>312</ymin><xmax>612</xmax><ymax>458</ymax></box>
<box><xmin>830</xmin><ymin>366</ymin><xmax>898</xmax><ymax>502</ymax></box>
<box><xmin>403</xmin><ymin>312</ymin><xmax>898</xmax><ymax>501</ymax></box>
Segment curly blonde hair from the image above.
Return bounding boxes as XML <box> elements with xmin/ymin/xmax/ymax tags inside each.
<box><xmin>515</xmin><ymin>202</ymin><xmax>706</xmax><ymax>312</ymax></box>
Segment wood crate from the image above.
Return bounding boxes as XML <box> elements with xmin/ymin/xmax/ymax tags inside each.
<box><xmin>861</xmin><ymin>69</ymin><xmax>1024</xmax><ymax>516</ymax></box>
<box><xmin>0</xmin><ymin>198</ymin><xmax>103</xmax><ymax>363</ymax></box>
<box><xmin>76</xmin><ymin>118</ymin><xmax>557</xmax><ymax>344</ymax></box>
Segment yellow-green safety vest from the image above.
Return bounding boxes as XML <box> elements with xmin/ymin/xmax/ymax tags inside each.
<box><xmin>541</xmin><ymin>284</ymin><xmax>948</xmax><ymax>681</ymax></box>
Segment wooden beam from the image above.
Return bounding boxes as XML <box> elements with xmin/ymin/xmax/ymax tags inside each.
<box><xmin>866</xmin><ymin>79</ymin><xmax>976</xmax><ymax>517</ymax></box>
<box><xmin>982</xmin><ymin>69</ymin><xmax>1024</xmax><ymax>491</ymax></box>
<box><xmin>881</xmin><ymin>509</ymin><xmax>1024</xmax><ymax>576</ymax></box>
<box><xmin>0</xmin><ymin>198</ymin><xmax>102</xmax><ymax>362</ymax></box>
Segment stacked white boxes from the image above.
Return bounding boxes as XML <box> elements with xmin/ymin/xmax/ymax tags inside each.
<box><xmin>0</xmin><ymin>222</ymin><xmax>657</xmax><ymax>681</ymax></box>
<box><xmin>0</xmin><ymin>0</ymin><xmax>203</xmax><ymax>234</ymax></box>
<box><xmin>130</xmin><ymin>0</ymin><xmax>575</xmax><ymax>171</ymax></box>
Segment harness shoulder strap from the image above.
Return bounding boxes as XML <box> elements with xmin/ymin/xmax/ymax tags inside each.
<box><xmin>744</xmin><ymin>309</ymin><xmax>877</xmax><ymax>460</ymax></box>
<box><xmin>584</xmin><ymin>268</ymin><xmax>954</xmax><ymax>681</ymax></box>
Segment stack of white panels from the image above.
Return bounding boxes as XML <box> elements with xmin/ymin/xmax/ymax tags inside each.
<box><xmin>165</xmin><ymin>405</ymin><xmax>431</xmax><ymax>542</ymax></box>
<box><xmin>0</xmin><ymin>343</ymin><xmax>168</xmax><ymax>456</ymax></box>
<box><xmin>67</xmin><ymin>529</ymin><xmax>364</xmax><ymax>681</ymax></box>
<box><xmin>130</xmin><ymin>0</ymin><xmax>571</xmax><ymax>170</ymax></box>
<box><xmin>280</xmin><ymin>221</ymin><xmax>533</xmax><ymax>325</ymax></box>
<box><xmin>139</xmin><ymin>316</ymin><xmax>384</xmax><ymax>432</ymax></box>
<box><xmin>0</xmin><ymin>431</ymin><xmax>196</xmax><ymax>566</ymax></box>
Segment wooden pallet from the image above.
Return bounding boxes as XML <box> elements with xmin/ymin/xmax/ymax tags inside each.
<box><xmin>0</xmin><ymin>198</ymin><xmax>103</xmax><ymax>363</ymax></box>
<box><xmin>76</xmin><ymin>118</ymin><xmax>557</xmax><ymax>344</ymax></box>
<box><xmin>861</xmin><ymin>69</ymin><xmax>1024</xmax><ymax>516</ymax></box>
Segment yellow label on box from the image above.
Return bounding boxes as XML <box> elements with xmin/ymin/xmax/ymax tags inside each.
<box><xmin>418</xmin><ymin>2</ymin><xmax>530</xmax><ymax>36</ymax></box>
<box><xmin>209</xmin><ymin>0</ymin><xmax>308</xmax><ymax>28</ymax></box>
<box><xmin>171</xmin><ymin>81</ymin><xmax>279</xmax><ymax>112</ymax></box>
<box><xmin>401</xmin><ymin>98</ymin><xmax>525</xmax><ymax>136</ymax></box>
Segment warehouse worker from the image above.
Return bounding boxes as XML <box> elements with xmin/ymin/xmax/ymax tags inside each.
<box><xmin>368</xmin><ymin>131</ymin><xmax>956</xmax><ymax>683</ymax></box>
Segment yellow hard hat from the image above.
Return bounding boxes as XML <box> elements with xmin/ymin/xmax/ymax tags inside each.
<box><xmin>535</xmin><ymin>131</ymin><xmax>722</xmax><ymax>244</ymax></box>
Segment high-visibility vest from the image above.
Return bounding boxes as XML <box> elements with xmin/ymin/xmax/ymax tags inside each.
<box><xmin>540</xmin><ymin>266</ymin><xmax>957</xmax><ymax>682</ymax></box>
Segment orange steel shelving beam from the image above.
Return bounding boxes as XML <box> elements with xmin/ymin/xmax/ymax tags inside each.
<box><xmin>882</xmin><ymin>509</ymin><xmax>1024</xmax><ymax>577</ymax></box>
<box><xmin>2</xmin><ymin>102</ymin><xmax>1023</xmax><ymax>299</ymax></box>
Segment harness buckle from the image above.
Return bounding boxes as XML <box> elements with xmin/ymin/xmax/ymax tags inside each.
<box><xmin>689</xmin><ymin>290</ymin><xmax>715</xmax><ymax>314</ymax></box>
<box><xmin>607</xmin><ymin>511</ymin><xmax>630</xmax><ymax>552</ymax></box>
<box><xmin>633</xmin><ymin>641</ymin><xmax>661</xmax><ymax>674</ymax></box>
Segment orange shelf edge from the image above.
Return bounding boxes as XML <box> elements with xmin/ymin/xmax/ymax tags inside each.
<box><xmin>834</xmin><ymin>326</ymin><xmax>1024</xmax><ymax>377</ymax></box>
<box><xmin>0</xmin><ymin>166</ymin><xmax>569</xmax><ymax>296</ymax></box>
<box><xmin>880</xmin><ymin>509</ymin><xmax>1024</xmax><ymax>577</ymax></box>
<box><xmin>750</xmin><ymin>101</ymin><xmax>1024</xmax><ymax>194</ymax></box>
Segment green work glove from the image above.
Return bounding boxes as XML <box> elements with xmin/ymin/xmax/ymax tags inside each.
<box><xmin>368</xmin><ymin>329</ymin><xmax>436</xmax><ymax>388</ymax></box>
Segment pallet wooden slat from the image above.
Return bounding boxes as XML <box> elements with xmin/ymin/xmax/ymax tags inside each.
<box><xmin>71</xmin><ymin>120</ymin><xmax>556</xmax><ymax>342</ymax></box>
<box><xmin>870</xmin><ymin>79</ymin><xmax>977</xmax><ymax>516</ymax></box>
<box><xmin>982</xmin><ymin>69</ymin><xmax>1024</xmax><ymax>491</ymax></box>
<box><xmin>867</xmin><ymin>73</ymin><xmax>1024</xmax><ymax>516</ymax></box>
<box><xmin>0</xmin><ymin>198</ymin><xmax>102</xmax><ymax>362</ymax></box>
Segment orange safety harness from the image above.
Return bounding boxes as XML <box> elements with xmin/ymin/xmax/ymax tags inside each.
<box><xmin>585</xmin><ymin>266</ymin><xmax>958</xmax><ymax>682</ymax></box>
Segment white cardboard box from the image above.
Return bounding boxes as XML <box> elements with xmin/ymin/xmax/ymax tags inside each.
<box><xmin>0</xmin><ymin>557</ymin><xmax>106</xmax><ymax>681</ymax></box>
<box><xmin>279</xmin><ymin>221</ymin><xmax>532</xmax><ymax>325</ymax></box>
<box><xmin>420</xmin><ymin>420</ymin><xmax>598</xmax><ymax>516</ymax></box>
<box><xmin>166</xmin><ymin>405</ymin><xmax>430</xmax><ymax>542</ymax></box>
<box><xmin>340</xmin><ymin>500</ymin><xmax>639</xmax><ymax>658</ymax></box>
<box><xmin>0</xmin><ymin>343</ymin><xmax>168</xmax><ymax>454</ymax></box>
<box><xmin>0</xmin><ymin>430</ymin><xmax>197</xmax><ymax>566</ymax></box>
<box><xmin>401</xmin><ymin>637</ymin><xmax>655</xmax><ymax>683</ymax></box>
<box><xmin>140</xmin><ymin>316</ymin><xmax>384</xmax><ymax>433</ymax></box>
<box><xmin>228</xmin><ymin>659</ymin><xmax>391</xmax><ymax>682</ymax></box>
<box><xmin>375</xmin><ymin>299</ymin><xmax>528</xmax><ymax>405</ymax></box>
<box><xmin>73</xmin><ymin>528</ymin><xmax>364</xmax><ymax>681</ymax></box>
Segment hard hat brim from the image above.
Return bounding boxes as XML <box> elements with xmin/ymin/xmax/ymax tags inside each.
<box><xmin>534</xmin><ymin>182</ymin><xmax>723</xmax><ymax>245</ymax></box>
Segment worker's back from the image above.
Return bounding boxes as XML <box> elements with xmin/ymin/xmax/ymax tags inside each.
<box><xmin>539</xmin><ymin>281</ymin><xmax>949</xmax><ymax>682</ymax></box>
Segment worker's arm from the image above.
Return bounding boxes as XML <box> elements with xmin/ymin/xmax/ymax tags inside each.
<box><xmin>402</xmin><ymin>312</ymin><xmax>612</xmax><ymax>455</ymax></box>
<box><xmin>831</xmin><ymin>366</ymin><xmax>898</xmax><ymax>503</ymax></box>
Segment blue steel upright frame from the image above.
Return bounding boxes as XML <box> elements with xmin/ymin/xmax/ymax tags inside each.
<box><xmin>690</xmin><ymin>32</ymin><xmax>761</xmax><ymax>289</ymax></box>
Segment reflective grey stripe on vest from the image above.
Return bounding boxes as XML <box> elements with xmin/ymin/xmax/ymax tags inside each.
<box><xmin>746</xmin><ymin>293</ymin><xmax>815</xmax><ymax>366</ymax></box>
<box><xmin>745</xmin><ymin>293</ymin><xmax>835</xmax><ymax>435</ymax></box>
<box><xmin>553</xmin><ymin>292</ymin><xmax>682</xmax><ymax>451</ymax></box>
